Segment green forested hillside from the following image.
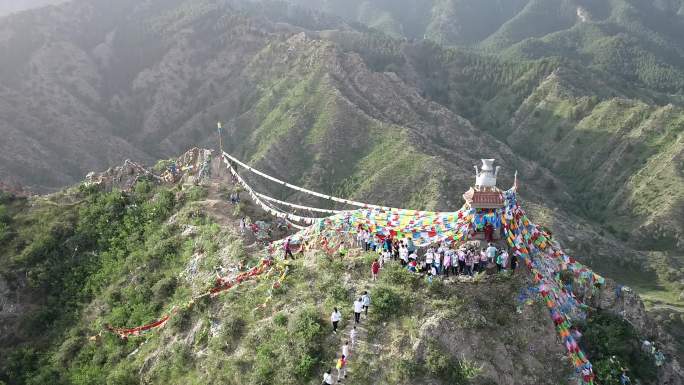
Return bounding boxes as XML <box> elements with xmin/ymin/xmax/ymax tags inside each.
<box><xmin>287</xmin><ymin>0</ymin><xmax>684</xmax><ymax>93</ymax></box>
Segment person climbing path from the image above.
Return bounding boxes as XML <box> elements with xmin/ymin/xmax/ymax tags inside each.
<box><xmin>371</xmin><ymin>259</ymin><xmax>380</xmax><ymax>281</ymax></box>
<box><xmin>349</xmin><ymin>326</ymin><xmax>357</xmax><ymax>347</ymax></box>
<box><xmin>322</xmin><ymin>369</ymin><xmax>334</xmax><ymax>385</ymax></box>
<box><xmin>331</xmin><ymin>307</ymin><xmax>342</xmax><ymax>334</ymax></box>
<box><xmin>336</xmin><ymin>354</ymin><xmax>347</xmax><ymax>382</ymax></box>
<box><xmin>342</xmin><ymin>340</ymin><xmax>350</xmax><ymax>359</ymax></box>
<box><xmin>361</xmin><ymin>291</ymin><xmax>371</xmax><ymax>316</ymax></box>
<box><xmin>284</xmin><ymin>237</ymin><xmax>294</xmax><ymax>260</ymax></box>
<box><xmin>353</xmin><ymin>297</ymin><xmax>363</xmax><ymax>324</ymax></box>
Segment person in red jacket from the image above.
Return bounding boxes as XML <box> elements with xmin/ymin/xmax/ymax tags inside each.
<box><xmin>484</xmin><ymin>223</ymin><xmax>494</xmax><ymax>242</ymax></box>
<box><xmin>284</xmin><ymin>238</ymin><xmax>294</xmax><ymax>260</ymax></box>
<box><xmin>371</xmin><ymin>259</ymin><xmax>380</xmax><ymax>281</ymax></box>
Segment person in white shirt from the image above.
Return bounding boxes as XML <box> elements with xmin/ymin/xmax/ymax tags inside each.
<box><xmin>399</xmin><ymin>246</ymin><xmax>409</xmax><ymax>266</ymax></box>
<box><xmin>342</xmin><ymin>340</ymin><xmax>350</xmax><ymax>358</ymax></box>
<box><xmin>361</xmin><ymin>291</ymin><xmax>371</xmax><ymax>315</ymax></box>
<box><xmin>382</xmin><ymin>250</ymin><xmax>391</xmax><ymax>266</ymax></box>
<box><xmin>363</xmin><ymin>231</ymin><xmax>371</xmax><ymax>251</ymax></box>
<box><xmin>356</xmin><ymin>230</ymin><xmax>365</xmax><ymax>248</ymax></box>
<box><xmin>331</xmin><ymin>308</ymin><xmax>341</xmax><ymax>334</ymax></box>
<box><xmin>350</xmin><ymin>326</ymin><xmax>358</xmax><ymax>347</ymax></box>
<box><xmin>425</xmin><ymin>250</ymin><xmax>434</xmax><ymax>272</ymax></box>
<box><xmin>322</xmin><ymin>369</ymin><xmax>334</xmax><ymax>385</ymax></box>
<box><xmin>408</xmin><ymin>251</ymin><xmax>418</xmax><ymax>261</ymax></box>
<box><xmin>353</xmin><ymin>298</ymin><xmax>364</xmax><ymax>324</ymax></box>
<box><xmin>486</xmin><ymin>243</ymin><xmax>498</xmax><ymax>263</ymax></box>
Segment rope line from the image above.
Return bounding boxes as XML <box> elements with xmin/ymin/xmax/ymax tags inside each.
<box><xmin>223</xmin><ymin>151</ymin><xmax>423</xmax><ymax>213</ymax></box>
<box><xmin>256</xmin><ymin>192</ymin><xmax>344</xmax><ymax>214</ymax></box>
<box><xmin>222</xmin><ymin>156</ymin><xmax>322</xmax><ymax>226</ymax></box>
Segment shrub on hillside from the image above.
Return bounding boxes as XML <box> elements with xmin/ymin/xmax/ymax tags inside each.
<box><xmin>582</xmin><ymin>312</ymin><xmax>657</xmax><ymax>384</ymax></box>
<box><xmin>372</xmin><ymin>285</ymin><xmax>404</xmax><ymax>321</ymax></box>
<box><xmin>424</xmin><ymin>339</ymin><xmax>482</xmax><ymax>384</ymax></box>
<box><xmin>380</xmin><ymin>263</ymin><xmax>420</xmax><ymax>288</ymax></box>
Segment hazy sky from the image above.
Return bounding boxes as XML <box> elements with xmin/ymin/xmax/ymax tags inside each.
<box><xmin>0</xmin><ymin>0</ymin><xmax>65</xmax><ymax>16</ymax></box>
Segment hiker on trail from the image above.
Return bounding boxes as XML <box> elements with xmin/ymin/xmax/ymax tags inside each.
<box><xmin>336</xmin><ymin>355</ymin><xmax>347</xmax><ymax>382</ymax></box>
<box><xmin>384</xmin><ymin>237</ymin><xmax>392</xmax><ymax>252</ymax></box>
<box><xmin>458</xmin><ymin>247</ymin><xmax>466</xmax><ymax>275</ymax></box>
<box><xmin>399</xmin><ymin>245</ymin><xmax>409</xmax><ymax>266</ymax></box>
<box><xmin>371</xmin><ymin>259</ymin><xmax>380</xmax><ymax>281</ymax></box>
<box><xmin>323</xmin><ymin>369</ymin><xmax>334</xmax><ymax>385</ymax></box>
<box><xmin>371</xmin><ymin>235</ymin><xmax>380</xmax><ymax>251</ymax></box>
<box><xmin>353</xmin><ymin>298</ymin><xmax>363</xmax><ymax>324</ymax></box>
<box><xmin>479</xmin><ymin>248</ymin><xmax>488</xmax><ymax>273</ymax></box>
<box><xmin>443</xmin><ymin>249</ymin><xmax>452</xmax><ymax>277</ymax></box>
<box><xmin>350</xmin><ymin>326</ymin><xmax>358</xmax><ymax>347</ymax></box>
<box><xmin>363</xmin><ymin>231</ymin><xmax>371</xmax><ymax>251</ymax></box>
<box><xmin>342</xmin><ymin>340</ymin><xmax>350</xmax><ymax>359</ymax></box>
<box><xmin>465</xmin><ymin>250</ymin><xmax>475</xmax><ymax>277</ymax></box>
<box><xmin>434</xmin><ymin>252</ymin><xmax>442</xmax><ymax>275</ymax></box>
<box><xmin>392</xmin><ymin>239</ymin><xmax>400</xmax><ymax>259</ymax></box>
<box><xmin>407</xmin><ymin>238</ymin><xmax>416</xmax><ymax>256</ymax></box>
<box><xmin>511</xmin><ymin>252</ymin><xmax>518</xmax><ymax>270</ymax></box>
<box><xmin>331</xmin><ymin>308</ymin><xmax>342</xmax><ymax>334</ymax></box>
<box><xmin>620</xmin><ymin>369</ymin><xmax>631</xmax><ymax>385</ymax></box>
<box><xmin>284</xmin><ymin>238</ymin><xmax>294</xmax><ymax>260</ymax></box>
<box><xmin>362</xmin><ymin>291</ymin><xmax>371</xmax><ymax>315</ymax></box>
<box><xmin>496</xmin><ymin>249</ymin><xmax>508</xmax><ymax>272</ymax></box>
<box><xmin>486</xmin><ymin>243</ymin><xmax>498</xmax><ymax>263</ymax></box>
<box><xmin>356</xmin><ymin>230</ymin><xmax>365</xmax><ymax>249</ymax></box>
<box><xmin>425</xmin><ymin>249</ymin><xmax>434</xmax><ymax>272</ymax></box>
<box><xmin>239</xmin><ymin>217</ymin><xmax>246</xmax><ymax>234</ymax></box>
<box><xmin>409</xmin><ymin>249</ymin><xmax>418</xmax><ymax>263</ymax></box>
<box><xmin>381</xmin><ymin>249</ymin><xmax>391</xmax><ymax>266</ymax></box>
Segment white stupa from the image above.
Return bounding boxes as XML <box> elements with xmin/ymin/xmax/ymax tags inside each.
<box><xmin>463</xmin><ymin>159</ymin><xmax>504</xmax><ymax>209</ymax></box>
<box><xmin>474</xmin><ymin>159</ymin><xmax>501</xmax><ymax>189</ymax></box>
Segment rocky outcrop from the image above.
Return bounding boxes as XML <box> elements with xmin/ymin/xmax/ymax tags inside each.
<box><xmin>590</xmin><ymin>280</ymin><xmax>684</xmax><ymax>385</ymax></box>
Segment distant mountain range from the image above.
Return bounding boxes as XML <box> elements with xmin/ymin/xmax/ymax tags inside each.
<box><xmin>0</xmin><ymin>0</ymin><xmax>681</xmax><ymax>338</ymax></box>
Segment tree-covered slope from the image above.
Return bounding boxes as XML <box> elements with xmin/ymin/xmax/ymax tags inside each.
<box><xmin>286</xmin><ymin>0</ymin><xmax>684</xmax><ymax>93</ymax></box>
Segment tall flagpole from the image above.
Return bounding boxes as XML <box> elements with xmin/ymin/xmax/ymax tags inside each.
<box><xmin>217</xmin><ymin>121</ymin><xmax>223</xmax><ymax>153</ymax></box>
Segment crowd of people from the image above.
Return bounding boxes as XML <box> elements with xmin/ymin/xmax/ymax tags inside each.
<box><xmin>321</xmin><ymin>229</ymin><xmax>517</xmax><ymax>384</ymax></box>
<box><xmin>355</xmin><ymin>228</ymin><xmax>517</xmax><ymax>281</ymax></box>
